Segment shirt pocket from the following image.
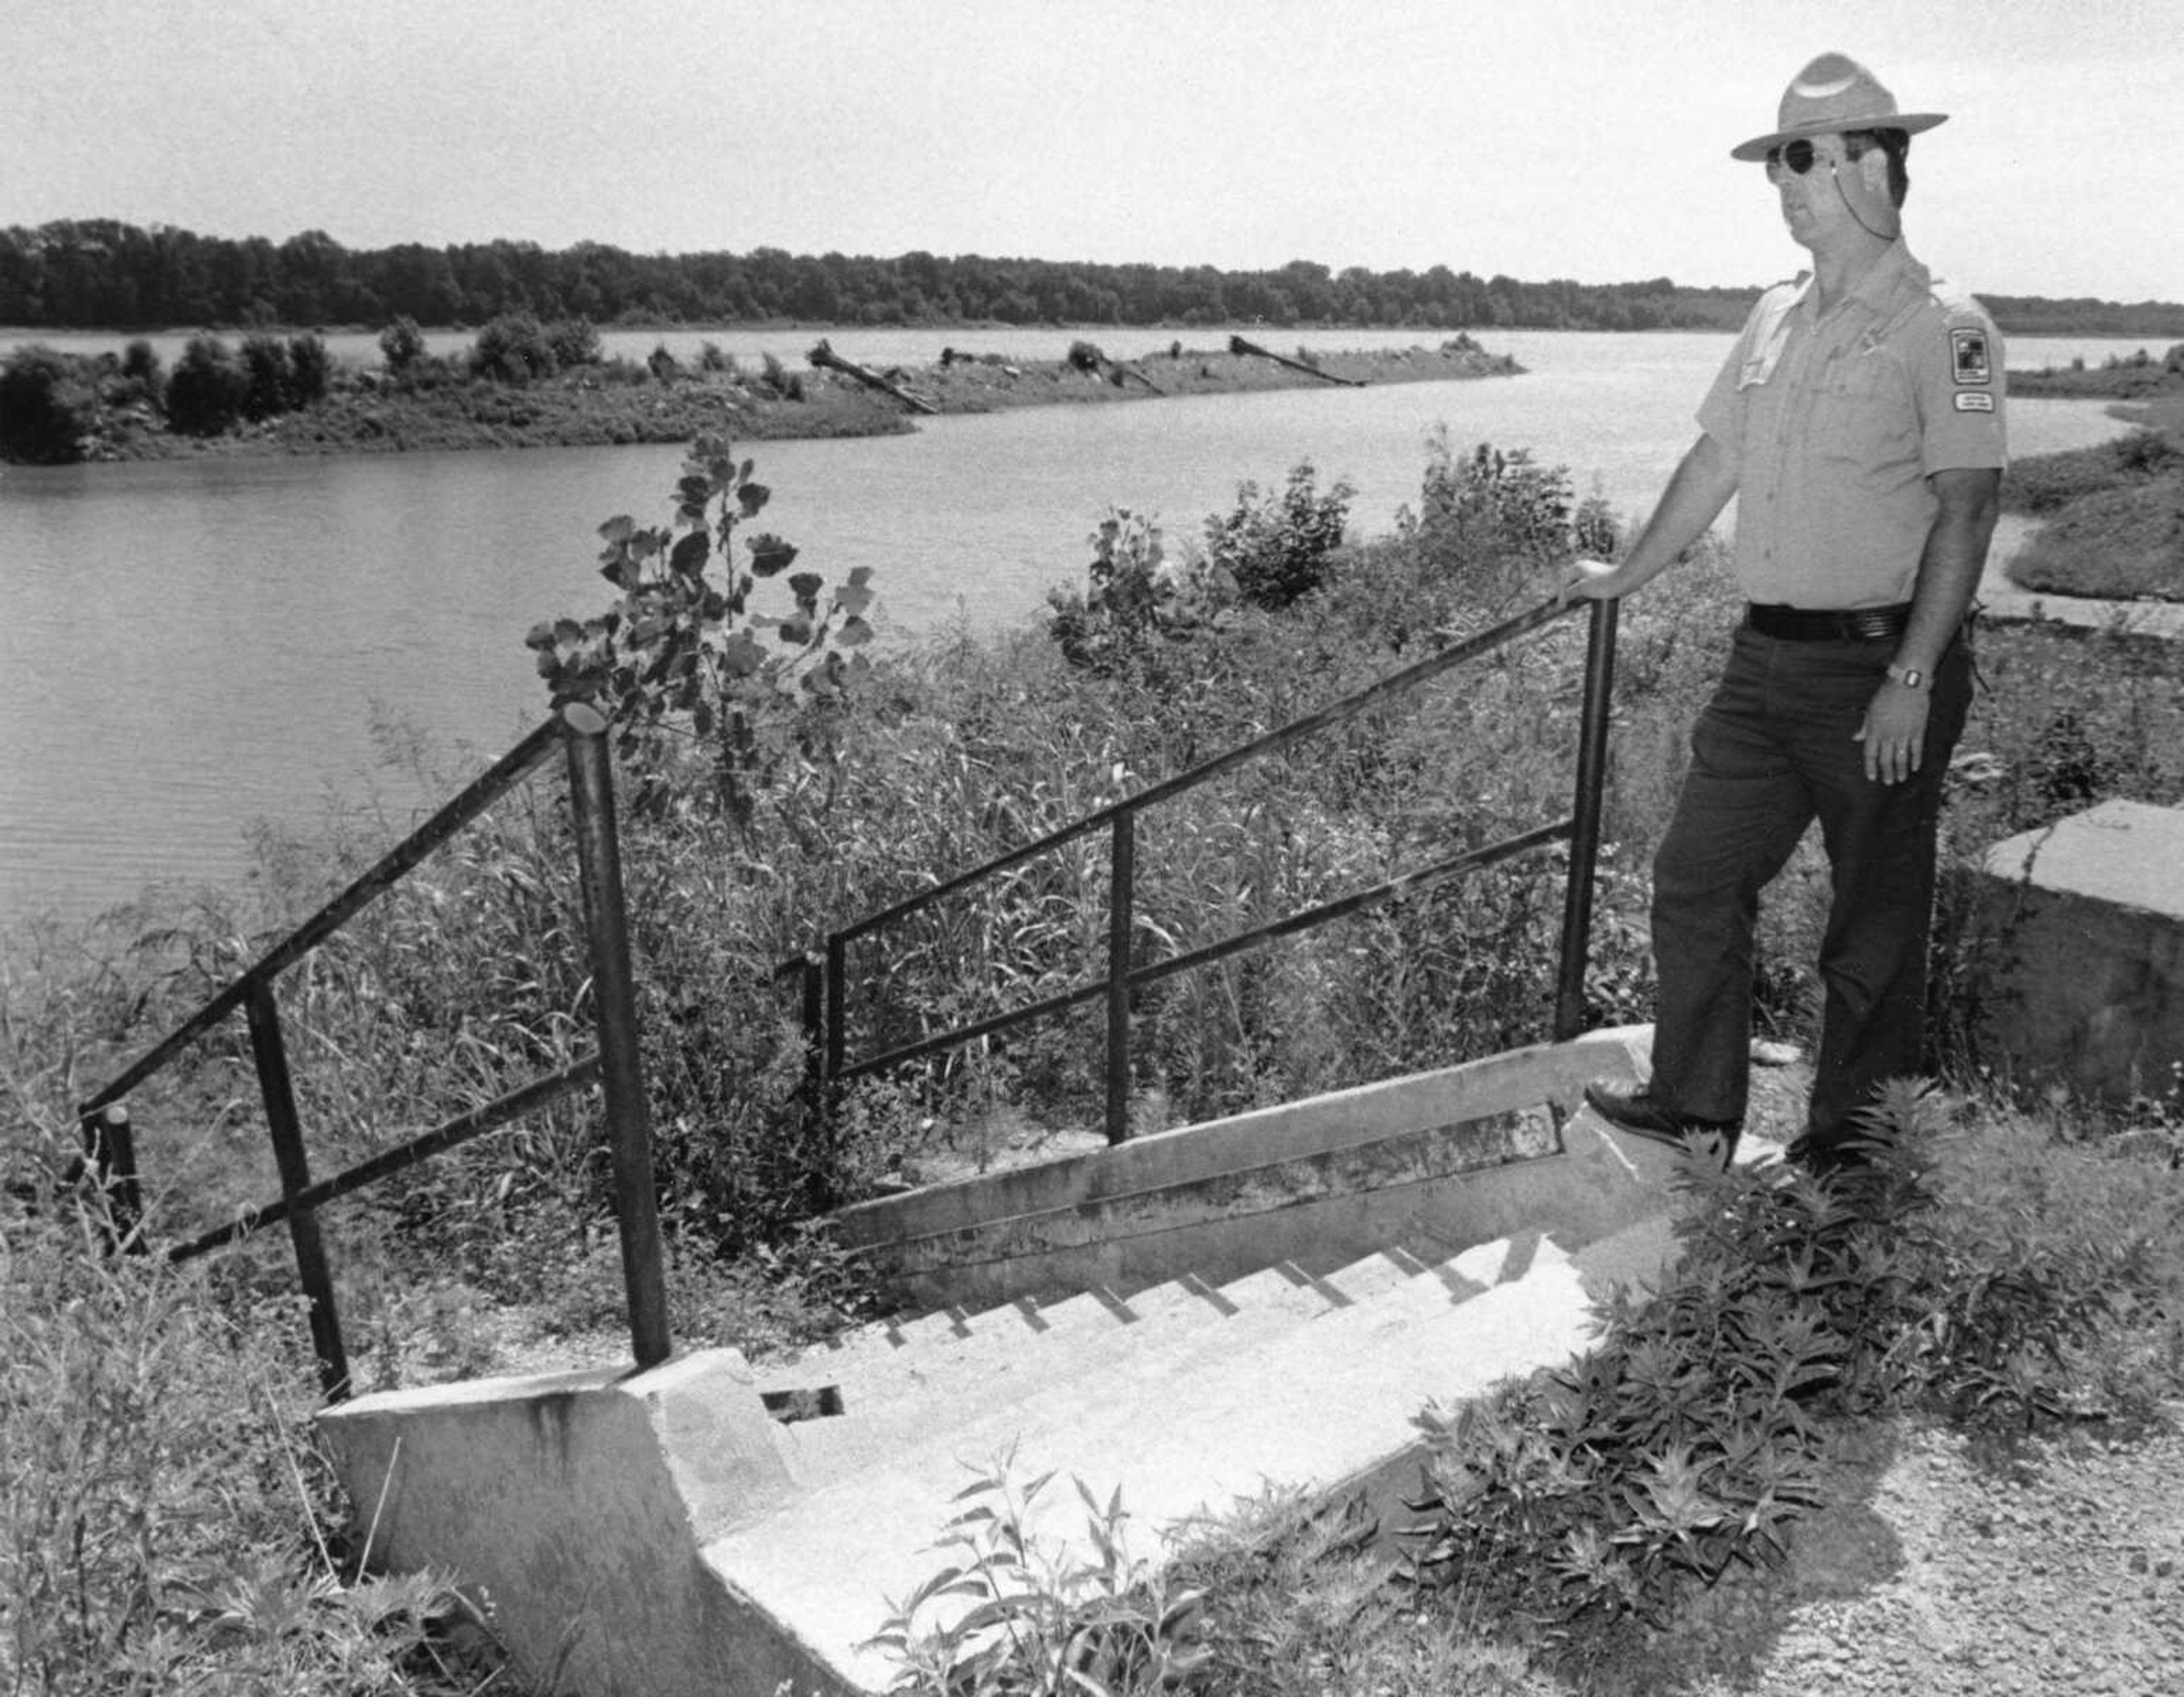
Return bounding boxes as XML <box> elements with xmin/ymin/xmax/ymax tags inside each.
<box><xmin>1811</xmin><ymin>350</ymin><xmax>1915</xmax><ymax>466</ymax></box>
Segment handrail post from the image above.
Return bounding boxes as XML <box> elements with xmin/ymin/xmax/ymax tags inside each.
<box><xmin>1105</xmin><ymin>809</ymin><xmax>1136</xmax><ymax>1145</ymax></box>
<box><xmin>1554</xmin><ymin>597</ymin><xmax>1619</xmax><ymax>1041</ymax></box>
<box><xmin>798</xmin><ymin>951</ymin><xmax>826</xmax><ymax>1142</ymax></box>
<box><xmin>824</xmin><ymin>935</ymin><xmax>847</xmax><ymax>1086</ymax></box>
<box><xmin>244</xmin><ymin>980</ymin><xmax>350</xmax><ymax>1401</ymax></box>
<box><xmin>561</xmin><ymin>704</ymin><xmax>671</xmax><ymax>1372</ymax></box>
<box><xmin>79</xmin><ymin>1104</ymin><xmax>144</xmax><ymax>1253</ymax></box>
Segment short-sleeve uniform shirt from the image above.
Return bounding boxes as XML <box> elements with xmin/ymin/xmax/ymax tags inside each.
<box><xmin>1697</xmin><ymin>240</ymin><xmax>2007</xmax><ymax>608</ymax></box>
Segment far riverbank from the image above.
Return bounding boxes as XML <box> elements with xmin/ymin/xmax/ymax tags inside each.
<box><xmin>11</xmin><ymin>334</ymin><xmax>1520</xmax><ymax>465</ymax></box>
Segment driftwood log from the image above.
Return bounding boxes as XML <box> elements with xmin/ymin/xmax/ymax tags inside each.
<box><xmin>1068</xmin><ymin>338</ymin><xmax>1165</xmax><ymax>396</ymax></box>
<box><xmin>1108</xmin><ymin>360</ymin><xmax>1164</xmax><ymax>395</ymax></box>
<box><xmin>1227</xmin><ymin>334</ymin><xmax>1366</xmax><ymax>387</ymax></box>
<box><xmin>806</xmin><ymin>340</ymin><xmax>940</xmax><ymax>414</ymax></box>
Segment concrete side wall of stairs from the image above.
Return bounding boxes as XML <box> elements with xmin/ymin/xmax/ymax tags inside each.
<box><xmin>829</xmin><ymin>1027</ymin><xmax>1656</xmax><ymax>1308</ymax></box>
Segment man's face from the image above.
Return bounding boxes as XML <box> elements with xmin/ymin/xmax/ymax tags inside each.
<box><xmin>1765</xmin><ymin>132</ymin><xmax>1893</xmax><ymax>249</ymax></box>
<box><xmin>1764</xmin><ymin>133</ymin><xmax>1854</xmax><ymax>246</ymax></box>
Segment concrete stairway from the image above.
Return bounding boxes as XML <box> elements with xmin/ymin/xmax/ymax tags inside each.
<box><xmin>714</xmin><ymin>1229</ymin><xmax>1596</xmax><ymax>1693</ymax></box>
<box><xmin>317</xmin><ymin>1027</ymin><xmax>1734</xmax><ymax>1696</ymax></box>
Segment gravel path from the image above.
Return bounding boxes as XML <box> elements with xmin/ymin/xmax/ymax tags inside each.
<box><xmin>1664</xmin><ymin>1414</ymin><xmax>2184</xmax><ymax>1696</ymax></box>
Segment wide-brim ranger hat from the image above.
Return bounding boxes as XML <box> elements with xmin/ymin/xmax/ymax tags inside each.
<box><xmin>1730</xmin><ymin>52</ymin><xmax>1947</xmax><ymax>160</ymax></box>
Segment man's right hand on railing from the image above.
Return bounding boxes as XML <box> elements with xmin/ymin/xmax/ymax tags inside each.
<box><xmin>1560</xmin><ymin>558</ymin><xmax>1630</xmax><ymax>602</ymax></box>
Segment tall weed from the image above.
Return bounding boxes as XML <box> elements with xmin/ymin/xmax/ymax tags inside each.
<box><xmin>1</xmin><ymin>1195</ymin><xmax>489</xmax><ymax>1694</ymax></box>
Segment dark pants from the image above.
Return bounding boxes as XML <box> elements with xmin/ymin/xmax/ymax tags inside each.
<box><xmin>1647</xmin><ymin>623</ymin><xmax>1971</xmax><ymax>1151</ymax></box>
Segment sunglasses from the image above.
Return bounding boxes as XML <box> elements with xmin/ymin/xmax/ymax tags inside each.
<box><xmin>1763</xmin><ymin>139</ymin><xmax>1835</xmax><ymax>176</ymax></box>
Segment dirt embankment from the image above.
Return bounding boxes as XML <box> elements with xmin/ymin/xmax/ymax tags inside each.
<box><xmin>76</xmin><ymin>337</ymin><xmax>1522</xmax><ymax>463</ymax></box>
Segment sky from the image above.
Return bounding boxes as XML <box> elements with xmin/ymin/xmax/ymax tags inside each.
<box><xmin>2</xmin><ymin>0</ymin><xmax>2177</xmax><ymax>304</ymax></box>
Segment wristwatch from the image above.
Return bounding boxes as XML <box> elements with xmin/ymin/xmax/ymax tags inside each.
<box><xmin>1885</xmin><ymin>662</ymin><xmax>1927</xmax><ymax>689</ymax></box>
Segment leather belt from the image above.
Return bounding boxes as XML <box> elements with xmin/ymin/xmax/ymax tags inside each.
<box><xmin>1745</xmin><ymin>601</ymin><xmax>1913</xmax><ymax>642</ymax></box>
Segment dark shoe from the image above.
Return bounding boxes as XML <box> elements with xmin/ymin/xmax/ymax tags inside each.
<box><xmin>1583</xmin><ymin>1081</ymin><xmax>1742</xmax><ymax>1163</ymax></box>
<box><xmin>1784</xmin><ymin>1134</ymin><xmax>1871</xmax><ymax>1181</ymax></box>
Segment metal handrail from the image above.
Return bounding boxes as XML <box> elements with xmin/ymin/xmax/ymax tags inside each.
<box><xmin>75</xmin><ymin>704</ymin><xmax>669</xmax><ymax>1401</ymax></box>
<box><xmin>78</xmin><ymin>718</ymin><xmax>562</xmax><ymax>1118</ymax></box>
<box><xmin>790</xmin><ymin>593</ymin><xmax>1620</xmax><ymax>1143</ymax></box>
<box><xmin>832</xmin><ymin>594</ymin><xmax>1574</xmax><ymax>948</ymax></box>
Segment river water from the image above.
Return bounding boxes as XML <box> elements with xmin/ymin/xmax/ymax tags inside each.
<box><xmin>0</xmin><ymin>330</ymin><xmax>2143</xmax><ymax>930</ymax></box>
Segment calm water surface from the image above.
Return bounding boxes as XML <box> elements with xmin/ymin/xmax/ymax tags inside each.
<box><xmin>0</xmin><ymin>332</ymin><xmax>2142</xmax><ymax>929</ymax></box>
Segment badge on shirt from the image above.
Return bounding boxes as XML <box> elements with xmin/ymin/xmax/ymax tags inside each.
<box><xmin>1950</xmin><ymin>328</ymin><xmax>1992</xmax><ymax>385</ymax></box>
<box><xmin>1955</xmin><ymin>391</ymin><xmax>1996</xmax><ymax>412</ymax></box>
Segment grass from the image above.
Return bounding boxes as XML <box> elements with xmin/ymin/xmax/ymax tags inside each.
<box><xmin>2008</xmin><ymin>476</ymin><xmax>2184</xmax><ymax>600</ymax></box>
<box><xmin>5</xmin><ymin>424</ymin><xmax>2182</xmax><ymax>1694</ymax></box>
<box><xmin>0</xmin><ymin>1200</ymin><xmax>499</xmax><ymax>1695</ymax></box>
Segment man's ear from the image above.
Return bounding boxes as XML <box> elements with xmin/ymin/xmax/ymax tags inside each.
<box><xmin>1858</xmin><ymin>145</ymin><xmax>1891</xmax><ymax>197</ymax></box>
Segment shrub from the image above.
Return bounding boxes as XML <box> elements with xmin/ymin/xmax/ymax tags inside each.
<box><xmin>647</xmin><ymin>341</ymin><xmax>680</xmax><ymax>382</ymax></box>
<box><xmin>1201</xmin><ymin>461</ymin><xmax>1355</xmax><ymax>611</ymax></box>
<box><xmin>377</xmin><ymin>316</ymin><xmax>426</xmax><ymax>375</ymax></box>
<box><xmin>239</xmin><ymin>331</ymin><xmax>293</xmax><ymax>420</ymax></box>
<box><xmin>1045</xmin><ymin>507</ymin><xmax>1236</xmax><ymax>676</ymax></box>
<box><xmin>164</xmin><ymin>333</ymin><xmax>248</xmax><ymax>435</ymax></box>
<box><xmin>758</xmin><ymin>349</ymin><xmax>805</xmax><ymax>400</ymax></box>
<box><xmin>286</xmin><ymin>332</ymin><xmax>332</xmax><ymax>406</ymax></box>
<box><xmin>466</xmin><ymin>313</ymin><xmax>557</xmax><ymax>384</ymax></box>
<box><xmin>1412</xmin><ymin>434</ymin><xmax>1579</xmax><ymax>568</ymax></box>
<box><xmin>0</xmin><ymin>343</ymin><xmax>96</xmax><ymax>463</ymax></box>
<box><xmin>545</xmin><ymin>316</ymin><xmax>603</xmax><ymax>368</ymax></box>
<box><xmin>519</xmin><ymin>437</ymin><xmax>890</xmax><ymax>1232</ymax></box>
<box><xmin>121</xmin><ymin>337</ymin><xmax>163</xmax><ymax>396</ymax></box>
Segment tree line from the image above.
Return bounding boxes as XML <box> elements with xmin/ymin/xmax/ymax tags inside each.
<box><xmin>6</xmin><ymin>220</ymin><xmax>2178</xmax><ymax>341</ymax></box>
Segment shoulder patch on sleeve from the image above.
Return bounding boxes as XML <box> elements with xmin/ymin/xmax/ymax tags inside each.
<box><xmin>1950</xmin><ymin>327</ymin><xmax>1992</xmax><ymax>385</ymax></box>
<box><xmin>1954</xmin><ymin>390</ymin><xmax>1996</xmax><ymax>412</ymax></box>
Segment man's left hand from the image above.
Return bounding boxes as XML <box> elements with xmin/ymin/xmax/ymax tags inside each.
<box><xmin>1855</xmin><ymin>682</ymin><xmax>1930</xmax><ymax>784</ymax></box>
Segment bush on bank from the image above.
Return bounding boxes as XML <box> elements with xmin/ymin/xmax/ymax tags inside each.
<box><xmin>2008</xmin><ymin>474</ymin><xmax>2184</xmax><ymax>601</ymax></box>
<box><xmin>0</xmin><ymin>344</ymin><xmax>100</xmax><ymax>462</ymax></box>
<box><xmin>2000</xmin><ymin>361</ymin><xmax>2184</xmax><ymax>601</ymax></box>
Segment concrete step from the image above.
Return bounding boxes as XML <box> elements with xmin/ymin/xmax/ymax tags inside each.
<box><xmin>835</xmin><ymin>1237</ymin><xmax>1535</xmax><ymax>1485</ymax></box>
<box><xmin>768</xmin><ymin>1245</ymin><xmax>1509</xmax><ymax>1489</ymax></box>
<box><xmin>756</xmin><ymin>1247</ymin><xmax>1432</xmax><ymax>1418</ymax></box>
<box><xmin>703</xmin><ymin>1234</ymin><xmax>1598</xmax><ymax>1693</ymax></box>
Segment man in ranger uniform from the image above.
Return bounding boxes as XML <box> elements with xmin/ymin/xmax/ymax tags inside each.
<box><xmin>1567</xmin><ymin>53</ymin><xmax>2007</xmax><ymax>1175</ymax></box>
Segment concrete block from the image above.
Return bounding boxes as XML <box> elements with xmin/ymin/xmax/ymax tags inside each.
<box><xmin>316</xmin><ymin>1350</ymin><xmax>837</xmax><ymax>1697</ymax></box>
<box><xmin>1975</xmin><ymin>800</ymin><xmax>2184</xmax><ymax>1104</ymax></box>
